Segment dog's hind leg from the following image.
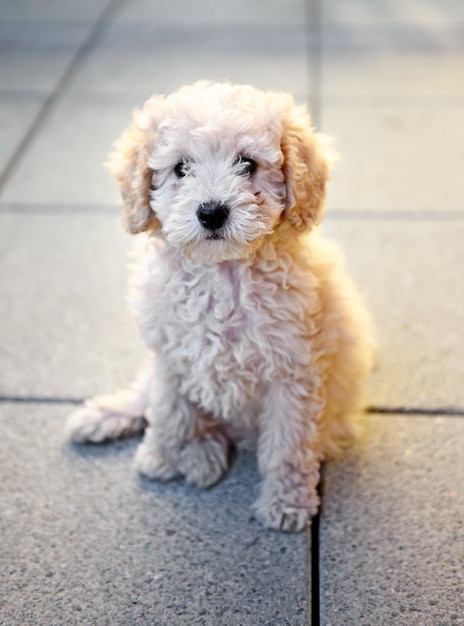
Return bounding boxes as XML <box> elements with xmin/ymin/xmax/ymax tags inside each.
<box><xmin>135</xmin><ymin>364</ymin><xmax>231</xmax><ymax>487</ymax></box>
<box><xmin>66</xmin><ymin>366</ymin><xmax>150</xmax><ymax>443</ymax></box>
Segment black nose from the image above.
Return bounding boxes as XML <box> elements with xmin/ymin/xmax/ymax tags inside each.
<box><xmin>197</xmin><ymin>202</ymin><xmax>229</xmax><ymax>231</ymax></box>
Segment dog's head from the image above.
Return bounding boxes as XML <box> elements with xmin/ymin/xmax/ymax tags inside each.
<box><xmin>108</xmin><ymin>81</ymin><xmax>335</xmax><ymax>263</ymax></box>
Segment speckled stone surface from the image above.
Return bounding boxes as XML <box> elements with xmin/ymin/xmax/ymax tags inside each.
<box><xmin>0</xmin><ymin>211</ymin><xmax>145</xmax><ymax>399</ymax></box>
<box><xmin>320</xmin><ymin>414</ymin><xmax>464</xmax><ymax>625</ymax></box>
<box><xmin>0</xmin><ymin>402</ymin><xmax>307</xmax><ymax>625</ymax></box>
<box><xmin>323</xmin><ymin>218</ymin><xmax>464</xmax><ymax>411</ymax></box>
<box><xmin>1</xmin><ymin>0</ymin><xmax>464</xmax><ymax>622</ymax></box>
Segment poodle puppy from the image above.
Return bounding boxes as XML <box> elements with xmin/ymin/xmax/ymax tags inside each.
<box><xmin>67</xmin><ymin>81</ymin><xmax>372</xmax><ymax>532</ymax></box>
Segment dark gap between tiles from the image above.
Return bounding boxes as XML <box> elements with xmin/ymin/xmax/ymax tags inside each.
<box><xmin>367</xmin><ymin>406</ymin><xmax>464</xmax><ymax>417</ymax></box>
<box><xmin>0</xmin><ymin>88</ymin><xmax>138</xmax><ymax>104</ymax></box>
<box><xmin>0</xmin><ymin>395</ymin><xmax>83</xmax><ymax>405</ymax></box>
<box><xmin>309</xmin><ymin>468</ymin><xmax>323</xmax><ymax>626</ymax></box>
<box><xmin>1</xmin><ymin>397</ymin><xmax>464</xmax><ymax>418</ymax></box>
<box><xmin>3</xmin><ymin>91</ymin><xmax>464</xmax><ymax>109</ymax></box>
<box><xmin>0</xmin><ymin>0</ymin><xmax>129</xmax><ymax>196</ymax></box>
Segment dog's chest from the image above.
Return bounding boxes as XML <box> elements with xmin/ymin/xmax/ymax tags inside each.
<box><xmin>136</xmin><ymin>252</ymin><xmax>313</xmax><ymax>418</ymax></box>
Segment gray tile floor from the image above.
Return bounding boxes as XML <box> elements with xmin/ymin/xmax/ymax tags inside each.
<box><xmin>1</xmin><ymin>0</ymin><xmax>463</xmax><ymax>624</ymax></box>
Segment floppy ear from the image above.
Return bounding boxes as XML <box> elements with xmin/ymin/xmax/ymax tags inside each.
<box><xmin>107</xmin><ymin>97</ymin><xmax>164</xmax><ymax>234</ymax></box>
<box><xmin>281</xmin><ymin>106</ymin><xmax>335</xmax><ymax>232</ymax></box>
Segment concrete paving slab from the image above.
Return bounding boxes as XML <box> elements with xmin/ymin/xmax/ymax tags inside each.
<box><xmin>324</xmin><ymin>218</ymin><xmax>464</xmax><ymax>410</ymax></box>
<box><xmin>0</xmin><ymin>211</ymin><xmax>145</xmax><ymax>399</ymax></box>
<box><xmin>0</xmin><ymin>99</ymin><xmax>45</xmax><ymax>174</ymax></box>
<box><xmin>321</xmin><ymin>23</ymin><xmax>464</xmax><ymax>99</ymax></box>
<box><xmin>66</xmin><ymin>23</ymin><xmax>308</xmax><ymax>97</ymax></box>
<box><xmin>319</xmin><ymin>414</ymin><xmax>464</xmax><ymax>625</ymax></box>
<box><xmin>0</xmin><ymin>97</ymin><xmax>130</xmax><ymax>205</ymax></box>
<box><xmin>0</xmin><ymin>22</ymin><xmax>92</xmax><ymax>94</ymax></box>
<box><xmin>0</xmin><ymin>402</ymin><xmax>307</xmax><ymax>625</ymax></box>
<box><xmin>321</xmin><ymin>102</ymin><xmax>464</xmax><ymax>211</ymax></box>
<box><xmin>0</xmin><ymin>0</ymin><xmax>112</xmax><ymax>22</ymax></box>
<box><xmin>114</xmin><ymin>0</ymin><xmax>306</xmax><ymax>26</ymax></box>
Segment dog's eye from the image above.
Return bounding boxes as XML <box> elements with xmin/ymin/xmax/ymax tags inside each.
<box><xmin>174</xmin><ymin>161</ymin><xmax>188</xmax><ymax>178</ymax></box>
<box><xmin>237</xmin><ymin>157</ymin><xmax>257</xmax><ymax>177</ymax></box>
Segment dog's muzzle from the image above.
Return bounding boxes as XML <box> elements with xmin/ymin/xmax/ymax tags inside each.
<box><xmin>196</xmin><ymin>201</ymin><xmax>229</xmax><ymax>231</ymax></box>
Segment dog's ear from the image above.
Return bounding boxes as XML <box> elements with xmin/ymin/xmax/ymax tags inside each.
<box><xmin>107</xmin><ymin>97</ymin><xmax>164</xmax><ymax>234</ymax></box>
<box><xmin>281</xmin><ymin>107</ymin><xmax>336</xmax><ymax>232</ymax></box>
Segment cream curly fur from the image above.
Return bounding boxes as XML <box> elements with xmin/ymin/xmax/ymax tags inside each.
<box><xmin>66</xmin><ymin>81</ymin><xmax>373</xmax><ymax>532</ymax></box>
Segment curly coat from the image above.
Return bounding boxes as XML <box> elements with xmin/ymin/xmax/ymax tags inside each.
<box><xmin>67</xmin><ymin>82</ymin><xmax>372</xmax><ymax>532</ymax></box>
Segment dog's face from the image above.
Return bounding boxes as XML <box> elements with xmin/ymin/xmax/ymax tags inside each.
<box><xmin>108</xmin><ymin>82</ymin><xmax>334</xmax><ymax>263</ymax></box>
<box><xmin>146</xmin><ymin>102</ymin><xmax>288</xmax><ymax>263</ymax></box>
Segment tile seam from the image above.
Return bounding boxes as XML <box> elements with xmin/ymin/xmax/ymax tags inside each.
<box><xmin>310</xmin><ymin>498</ymin><xmax>321</xmax><ymax>626</ymax></box>
<box><xmin>306</xmin><ymin>0</ymin><xmax>322</xmax><ymax>623</ymax></box>
<box><xmin>367</xmin><ymin>406</ymin><xmax>464</xmax><ymax>417</ymax></box>
<box><xmin>3</xmin><ymin>396</ymin><xmax>464</xmax><ymax>420</ymax></box>
<box><xmin>0</xmin><ymin>396</ymin><xmax>83</xmax><ymax>405</ymax></box>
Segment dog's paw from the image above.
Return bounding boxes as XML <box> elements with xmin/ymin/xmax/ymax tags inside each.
<box><xmin>177</xmin><ymin>437</ymin><xmax>230</xmax><ymax>488</ymax></box>
<box><xmin>252</xmin><ymin>483</ymin><xmax>319</xmax><ymax>532</ymax></box>
<box><xmin>66</xmin><ymin>404</ymin><xmax>146</xmax><ymax>443</ymax></box>
<box><xmin>135</xmin><ymin>442</ymin><xmax>178</xmax><ymax>481</ymax></box>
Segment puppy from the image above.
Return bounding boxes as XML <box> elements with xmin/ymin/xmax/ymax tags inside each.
<box><xmin>67</xmin><ymin>81</ymin><xmax>372</xmax><ymax>532</ymax></box>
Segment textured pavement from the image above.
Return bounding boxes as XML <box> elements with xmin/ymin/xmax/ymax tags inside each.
<box><xmin>1</xmin><ymin>0</ymin><xmax>463</xmax><ymax>624</ymax></box>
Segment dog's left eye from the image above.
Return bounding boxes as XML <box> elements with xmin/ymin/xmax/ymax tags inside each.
<box><xmin>237</xmin><ymin>157</ymin><xmax>257</xmax><ymax>177</ymax></box>
<box><xmin>174</xmin><ymin>161</ymin><xmax>188</xmax><ymax>178</ymax></box>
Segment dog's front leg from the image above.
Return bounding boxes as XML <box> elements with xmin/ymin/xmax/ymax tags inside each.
<box><xmin>135</xmin><ymin>363</ymin><xmax>231</xmax><ymax>488</ymax></box>
<box><xmin>253</xmin><ymin>381</ymin><xmax>323</xmax><ymax>532</ymax></box>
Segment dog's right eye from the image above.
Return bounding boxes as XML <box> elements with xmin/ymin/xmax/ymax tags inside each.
<box><xmin>237</xmin><ymin>157</ymin><xmax>257</xmax><ymax>177</ymax></box>
<box><xmin>174</xmin><ymin>162</ymin><xmax>188</xmax><ymax>178</ymax></box>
